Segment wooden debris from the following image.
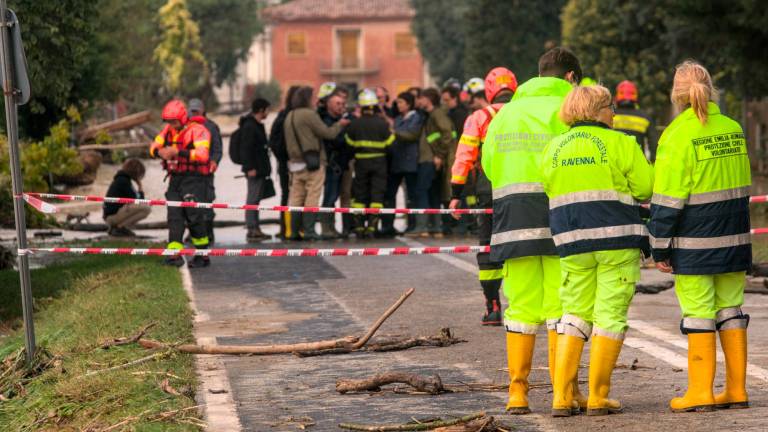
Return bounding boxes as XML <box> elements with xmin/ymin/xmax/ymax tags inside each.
<box><xmin>100</xmin><ymin>322</ymin><xmax>157</xmax><ymax>349</ymax></box>
<box><xmin>78</xmin><ymin>110</ymin><xmax>152</xmax><ymax>142</ymax></box>
<box><xmin>337</xmin><ymin>372</ymin><xmax>444</xmax><ymax>395</ymax></box>
<box><xmin>339</xmin><ymin>412</ymin><xmax>487</xmax><ymax>431</ymax></box>
<box><xmin>295</xmin><ymin>328</ymin><xmax>465</xmax><ymax>357</ymax></box>
<box><xmin>137</xmin><ymin>288</ymin><xmax>414</xmax><ymax>356</ymax></box>
<box><xmin>160</xmin><ymin>378</ymin><xmax>181</xmax><ymax>396</ymax></box>
<box><xmin>82</xmin><ymin>351</ymin><xmax>170</xmax><ymax>377</ymax></box>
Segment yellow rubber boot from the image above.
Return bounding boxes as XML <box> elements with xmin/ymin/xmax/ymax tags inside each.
<box><xmin>670</xmin><ymin>332</ymin><xmax>716</xmax><ymax>412</ymax></box>
<box><xmin>548</xmin><ymin>330</ymin><xmax>586</xmax><ymax>412</ymax></box>
<box><xmin>587</xmin><ymin>335</ymin><xmax>624</xmax><ymax>415</ymax></box>
<box><xmin>506</xmin><ymin>332</ymin><xmax>535</xmax><ymax>414</ymax></box>
<box><xmin>551</xmin><ymin>334</ymin><xmax>585</xmax><ymax>417</ymax></box>
<box><xmin>714</xmin><ymin>329</ymin><xmax>749</xmax><ymax>409</ymax></box>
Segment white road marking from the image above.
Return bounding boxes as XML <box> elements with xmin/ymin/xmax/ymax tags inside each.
<box><xmin>630</xmin><ymin>319</ymin><xmax>768</xmax><ymax>382</ymax></box>
<box><xmin>623</xmin><ymin>336</ymin><xmax>688</xmax><ymax>370</ymax></box>
<box><xmin>180</xmin><ymin>265</ymin><xmax>243</xmax><ymax>432</ymax></box>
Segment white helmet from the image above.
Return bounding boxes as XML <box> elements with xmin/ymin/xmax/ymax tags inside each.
<box><xmin>357</xmin><ymin>88</ymin><xmax>379</xmax><ymax>107</ymax></box>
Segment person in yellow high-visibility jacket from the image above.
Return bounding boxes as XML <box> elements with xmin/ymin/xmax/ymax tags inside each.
<box><xmin>649</xmin><ymin>61</ymin><xmax>752</xmax><ymax>413</ymax></box>
<box><xmin>541</xmin><ymin>84</ymin><xmax>654</xmax><ymax>417</ymax></box>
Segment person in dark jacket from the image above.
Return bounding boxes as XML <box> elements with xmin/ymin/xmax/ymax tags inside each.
<box><xmin>380</xmin><ymin>92</ymin><xmax>423</xmax><ymax>236</ymax></box>
<box><xmin>240</xmin><ymin>98</ymin><xmax>272</xmax><ymax>241</ymax></box>
<box><xmin>188</xmin><ymin>98</ymin><xmax>222</xmax><ymax>244</ymax></box>
<box><xmin>318</xmin><ymin>88</ymin><xmax>350</xmax><ymax>239</ymax></box>
<box><xmin>104</xmin><ymin>158</ymin><xmax>150</xmax><ymax>236</ymax></box>
<box><xmin>269</xmin><ymin>85</ymin><xmax>300</xmax><ymax>239</ymax></box>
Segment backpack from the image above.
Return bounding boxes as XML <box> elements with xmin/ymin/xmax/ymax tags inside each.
<box><xmin>229</xmin><ymin>123</ymin><xmax>244</xmax><ymax>165</ymax></box>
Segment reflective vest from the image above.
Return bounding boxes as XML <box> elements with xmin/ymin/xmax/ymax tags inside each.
<box><xmin>151</xmin><ymin>120</ymin><xmax>212</xmax><ymax>175</ymax></box>
<box><xmin>648</xmin><ymin>102</ymin><xmax>751</xmax><ymax>274</ymax></box>
<box><xmin>482</xmin><ymin>77</ymin><xmax>572</xmax><ymax>261</ymax></box>
<box><xmin>541</xmin><ymin>121</ymin><xmax>654</xmax><ymax>257</ymax></box>
<box><xmin>450</xmin><ymin>103</ymin><xmax>503</xmax><ymax>200</ymax></box>
<box><xmin>344</xmin><ymin>114</ymin><xmax>394</xmax><ymax>159</ymax></box>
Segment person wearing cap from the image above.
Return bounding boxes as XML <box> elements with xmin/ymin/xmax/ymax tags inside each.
<box><xmin>345</xmin><ymin>88</ymin><xmax>395</xmax><ymax>238</ymax></box>
<box><xmin>188</xmin><ymin>98</ymin><xmax>223</xmax><ymax>244</ymax></box>
<box><xmin>613</xmin><ymin>80</ymin><xmax>658</xmax><ymax>162</ymax></box>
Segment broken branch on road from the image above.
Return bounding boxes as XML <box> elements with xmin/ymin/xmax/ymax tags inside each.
<box><xmin>337</xmin><ymin>372</ymin><xmax>444</xmax><ymax>394</ymax></box>
<box><xmin>338</xmin><ymin>412</ymin><xmax>499</xmax><ymax>431</ymax></box>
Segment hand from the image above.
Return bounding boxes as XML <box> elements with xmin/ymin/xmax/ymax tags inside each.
<box><xmin>433</xmin><ymin>156</ymin><xmax>443</xmax><ymax>170</ymax></box>
<box><xmin>210</xmin><ymin>160</ymin><xmax>218</xmax><ymax>173</ymax></box>
<box><xmin>135</xmin><ymin>180</ymin><xmax>143</xmax><ymax>193</ymax></box>
<box><xmin>158</xmin><ymin>146</ymin><xmax>178</xmax><ymax>160</ymax></box>
<box><xmin>655</xmin><ymin>260</ymin><xmax>673</xmax><ymax>273</ymax></box>
<box><xmin>339</xmin><ymin>118</ymin><xmax>351</xmax><ymax>127</ymax></box>
<box><xmin>449</xmin><ymin>198</ymin><xmax>462</xmax><ymax>220</ymax></box>
<box><xmin>247</xmin><ymin>169</ymin><xmax>257</xmax><ymax>177</ymax></box>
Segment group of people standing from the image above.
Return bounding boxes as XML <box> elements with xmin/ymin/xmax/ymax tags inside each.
<box><xmin>478</xmin><ymin>47</ymin><xmax>750</xmax><ymax>417</ymax></box>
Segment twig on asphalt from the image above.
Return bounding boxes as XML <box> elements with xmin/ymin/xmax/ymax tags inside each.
<box><xmin>295</xmin><ymin>328</ymin><xmax>465</xmax><ymax>357</ymax></box>
<box><xmin>337</xmin><ymin>372</ymin><xmax>444</xmax><ymax>394</ymax></box>
<box><xmin>339</xmin><ymin>411</ymin><xmax>486</xmax><ymax>431</ymax></box>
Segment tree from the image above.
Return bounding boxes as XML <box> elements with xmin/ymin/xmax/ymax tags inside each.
<box><xmin>410</xmin><ymin>0</ymin><xmax>470</xmax><ymax>83</ymax></box>
<box><xmin>188</xmin><ymin>0</ymin><xmax>263</xmax><ymax>88</ymax></box>
<box><xmin>154</xmin><ymin>0</ymin><xmax>209</xmax><ymax>96</ymax></box>
<box><xmin>463</xmin><ymin>0</ymin><xmax>564</xmax><ymax>82</ymax></box>
<box><xmin>7</xmin><ymin>1</ymin><xmax>106</xmax><ymax>139</ymax></box>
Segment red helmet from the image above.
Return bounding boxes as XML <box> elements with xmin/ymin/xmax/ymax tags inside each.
<box><xmin>616</xmin><ymin>80</ymin><xmax>638</xmax><ymax>103</ymax></box>
<box><xmin>484</xmin><ymin>67</ymin><xmax>518</xmax><ymax>103</ymax></box>
<box><xmin>162</xmin><ymin>99</ymin><xmax>188</xmax><ymax>125</ymax></box>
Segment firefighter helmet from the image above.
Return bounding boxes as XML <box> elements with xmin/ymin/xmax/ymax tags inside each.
<box><xmin>442</xmin><ymin>77</ymin><xmax>461</xmax><ymax>91</ymax></box>
<box><xmin>318</xmin><ymin>82</ymin><xmax>337</xmax><ymax>99</ymax></box>
<box><xmin>162</xmin><ymin>99</ymin><xmax>188</xmax><ymax>125</ymax></box>
<box><xmin>616</xmin><ymin>80</ymin><xmax>638</xmax><ymax>103</ymax></box>
<box><xmin>484</xmin><ymin>67</ymin><xmax>518</xmax><ymax>103</ymax></box>
<box><xmin>464</xmin><ymin>77</ymin><xmax>485</xmax><ymax>95</ymax></box>
<box><xmin>358</xmin><ymin>88</ymin><xmax>379</xmax><ymax>107</ymax></box>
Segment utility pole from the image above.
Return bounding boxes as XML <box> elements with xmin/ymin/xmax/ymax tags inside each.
<box><xmin>0</xmin><ymin>0</ymin><xmax>35</xmax><ymax>365</ymax></box>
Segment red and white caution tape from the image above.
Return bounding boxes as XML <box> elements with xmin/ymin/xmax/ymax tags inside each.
<box><xmin>21</xmin><ymin>194</ymin><xmax>58</xmax><ymax>214</ymax></box>
<box><xmin>22</xmin><ymin>245</ymin><xmax>490</xmax><ymax>257</ymax></box>
<box><xmin>23</xmin><ymin>193</ymin><xmax>492</xmax><ymax>215</ymax></box>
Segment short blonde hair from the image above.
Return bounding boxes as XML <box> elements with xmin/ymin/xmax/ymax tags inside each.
<box><xmin>671</xmin><ymin>60</ymin><xmax>717</xmax><ymax>125</ymax></box>
<box><xmin>559</xmin><ymin>85</ymin><xmax>612</xmax><ymax>126</ymax></box>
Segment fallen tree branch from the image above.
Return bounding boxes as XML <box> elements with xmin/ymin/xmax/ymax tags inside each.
<box><xmin>337</xmin><ymin>372</ymin><xmax>444</xmax><ymax>395</ymax></box>
<box><xmin>295</xmin><ymin>328</ymin><xmax>465</xmax><ymax>358</ymax></box>
<box><xmin>138</xmin><ymin>288</ymin><xmax>415</xmax><ymax>355</ymax></box>
<box><xmin>83</xmin><ymin>351</ymin><xmax>170</xmax><ymax>377</ymax></box>
<box><xmin>339</xmin><ymin>412</ymin><xmax>486</xmax><ymax>431</ymax></box>
<box><xmin>100</xmin><ymin>322</ymin><xmax>156</xmax><ymax>349</ymax></box>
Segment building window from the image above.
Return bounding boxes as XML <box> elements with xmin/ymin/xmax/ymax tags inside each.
<box><xmin>287</xmin><ymin>32</ymin><xmax>306</xmax><ymax>56</ymax></box>
<box><xmin>394</xmin><ymin>33</ymin><xmax>416</xmax><ymax>56</ymax></box>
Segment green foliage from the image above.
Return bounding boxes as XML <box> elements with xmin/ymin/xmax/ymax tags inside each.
<box><xmin>252</xmin><ymin>80</ymin><xmax>282</xmax><ymax>107</ymax></box>
<box><xmin>463</xmin><ymin>0</ymin><xmax>564</xmax><ymax>82</ymax></box>
<box><xmin>411</xmin><ymin>0</ymin><xmax>470</xmax><ymax>83</ymax></box>
<box><xmin>562</xmin><ymin>0</ymin><xmax>671</xmax><ymax>119</ymax></box>
<box><xmin>154</xmin><ymin>0</ymin><xmax>209</xmax><ymax>96</ymax></box>
<box><xmin>21</xmin><ymin>120</ymin><xmax>82</xmax><ymax>193</ymax></box>
<box><xmin>189</xmin><ymin>0</ymin><xmax>263</xmax><ymax>87</ymax></box>
<box><xmin>0</xmin><ymin>252</ymin><xmax>199</xmax><ymax>430</ymax></box>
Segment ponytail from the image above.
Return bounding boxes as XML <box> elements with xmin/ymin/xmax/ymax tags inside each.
<box><xmin>671</xmin><ymin>60</ymin><xmax>717</xmax><ymax>125</ymax></box>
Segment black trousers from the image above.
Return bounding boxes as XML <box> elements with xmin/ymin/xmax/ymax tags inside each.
<box><xmin>352</xmin><ymin>157</ymin><xmax>387</xmax><ymax>207</ymax></box>
<box><xmin>476</xmin><ymin>194</ymin><xmax>502</xmax><ymax>273</ymax></box>
<box><xmin>166</xmin><ymin>175</ymin><xmax>209</xmax><ymax>247</ymax></box>
<box><xmin>204</xmin><ymin>175</ymin><xmax>216</xmax><ymax>242</ymax></box>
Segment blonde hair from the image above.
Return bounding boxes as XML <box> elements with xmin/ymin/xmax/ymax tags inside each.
<box><xmin>559</xmin><ymin>84</ymin><xmax>612</xmax><ymax>125</ymax></box>
<box><xmin>671</xmin><ymin>60</ymin><xmax>718</xmax><ymax>125</ymax></box>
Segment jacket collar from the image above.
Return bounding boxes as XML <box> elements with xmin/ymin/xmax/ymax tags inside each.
<box><xmin>678</xmin><ymin>101</ymin><xmax>720</xmax><ymax>121</ymax></box>
<box><xmin>513</xmin><ymin>77</ymin><xmax>573</xmax><ymax>100</ymax></box>
<box><xmin>571</xmin><ymin>120</ymin><xmax>611</xmax><ymax>129</ymax></box>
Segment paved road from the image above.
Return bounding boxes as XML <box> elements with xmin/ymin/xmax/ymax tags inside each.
<box><xmin>186</xmin><ymin>235</ymin><xmax>768</xmax><ymax>432</ymax></box>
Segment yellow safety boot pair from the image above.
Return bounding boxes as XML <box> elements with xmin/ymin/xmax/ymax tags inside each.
<box><xmin>547</xmin><ymin>329</ymin><xmax>586</xmax><ymax>413</ymax></box>
<box><xmin>714</xmin><ymin>328</ymin><xmax>749</xmax><ymax>409</ymax></box>
<box><xmin>506</xmin><ymin>332</ymin><xmax>535</xmax><ymax>414</ymax></box>
<box><xmin>551</xmin><ymin>334</ymin><xmax>585</xmax><ymax>417</ymax></box>
<box><xmin>586</xmin><ymin>334</ymin><xmax>623</xmax><ymax>415</ymax></box>
<box><xmin>670</xmin><ymin>332</ymin><xmax>716</xmax><ymax>412</ymax></box>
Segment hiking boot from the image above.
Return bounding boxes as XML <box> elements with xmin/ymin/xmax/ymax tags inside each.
<box><xmin>187</xmin><ymin>255</ymin><xmax>210</xmax><ymax>268</ymax></box>
<box><xmin>246</xmin><ymin>228</ymin><xmax>268</xmax><ymax>242</ymax></box>
<box><xmin>482</xmin><ymin>300</ymin><xmax>503</xmax><ymax>326</ymax></box>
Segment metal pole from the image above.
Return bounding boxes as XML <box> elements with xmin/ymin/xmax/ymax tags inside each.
<box><xmin>0</xmin><ymin>0</ymin><xmax>35</xmax><ymax>365</ymax></box>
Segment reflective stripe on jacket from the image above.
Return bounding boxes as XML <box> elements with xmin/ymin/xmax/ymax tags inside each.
<box><xmin>482</xmin><ymin>77</ymin><xmax>573</xmax><ymax>261</ymax></box>
<box><xmin>541</xmin><ymin>121</ymin><xmax>654</xmax><ymax>257</ymax></box>
<box><xmin>648</xmin><ymin>102</ymin><xmax>751</xmax><ymax>274</ymax></box>
<box><xmin>344</xmin><ymin>114</ymin><xmax>394</xmax><ymax>160</ymax></box>
<box><xmin>451</xmin><ymin>103</ymin><xmax>501</xmax><ymax>185</ymax></box>
<box><xmin>151</xmin><ymin>122</ymin><xmax>212</xmax><ymax>176</ymax></box>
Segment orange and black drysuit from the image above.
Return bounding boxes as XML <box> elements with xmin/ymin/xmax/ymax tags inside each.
<box><xmin>451</xmin><ymin>102</ymin><xmax>505</xmax><ymax>316</ymax></box>
<box><xmin>150</xmin><ymin>116</ymin><xmax>212</xmax><ymax>251</ymax></box>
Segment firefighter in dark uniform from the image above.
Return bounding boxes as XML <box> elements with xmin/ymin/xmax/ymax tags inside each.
<box><xmin>345</xmin><ymin>89</ymin><xmax>395</xmax><ymax>238</ymax></box>
<box><xmin>613</xmin><ymin>80</ymin><xmax>658</xmax><ymax>161</ymax></box>
<box><xmin>151</xmin><ymin>99</ymin><xmax>213</xmax><ymax>268</ymax></box>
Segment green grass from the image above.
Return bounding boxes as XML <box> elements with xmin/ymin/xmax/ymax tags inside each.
<box><xmin>0</xmin><ymin>254</ymin><xmax>201</xmax><ymax>431</ymax></box>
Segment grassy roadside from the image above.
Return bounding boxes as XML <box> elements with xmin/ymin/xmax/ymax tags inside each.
<box><xmin>0</xmin><ymin>254</ymin><xmax>201</xmax><ymax>431</ymax></box>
